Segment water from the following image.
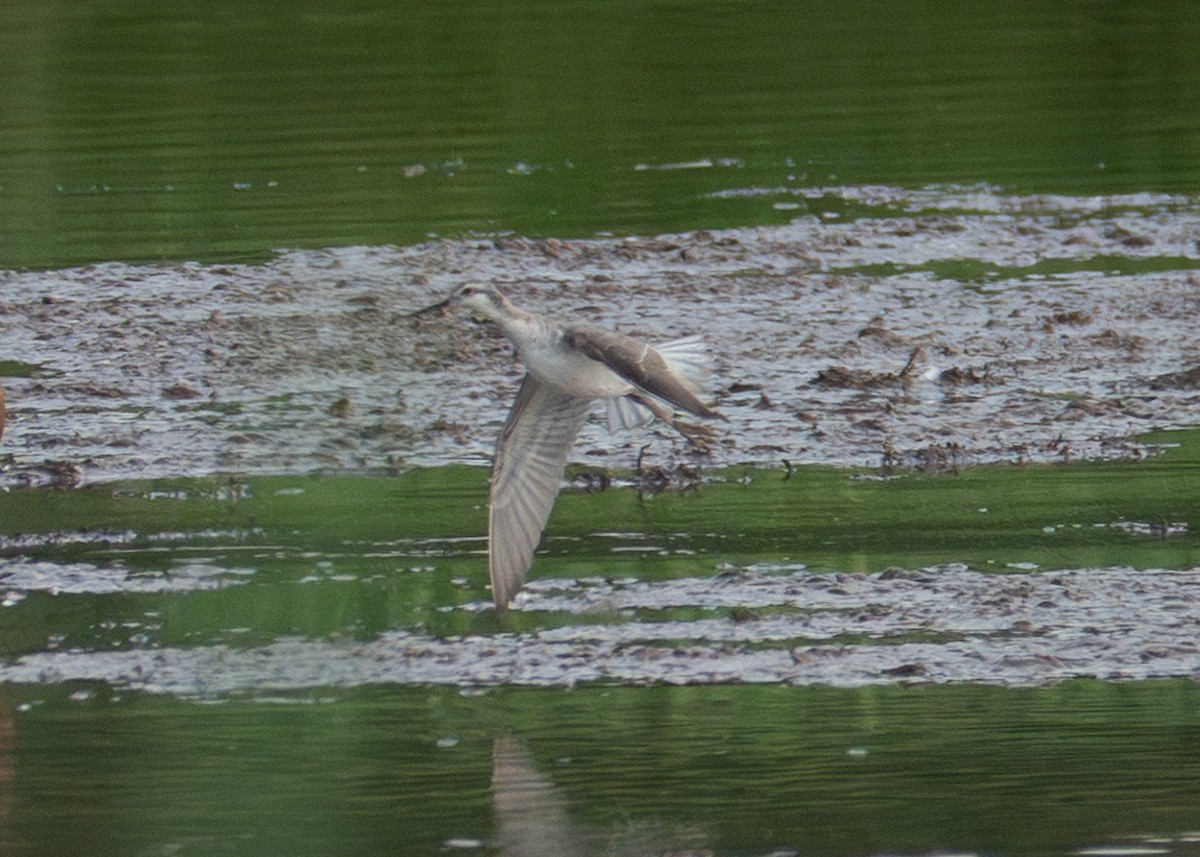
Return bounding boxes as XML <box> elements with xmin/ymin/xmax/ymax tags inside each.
<box><xmin>4</xmin><ymin>1</ymin><xmax>1200</xmax><ymax>854</ymax></box>
<box><xmin>2</xmin><ymin>1</ymin><xmax>1199</xmax><ymax>267</ymax></box>
<box><xmin>2</xmin><ymin>683</ymin><xmax>1200</xmax><ymax>856</ymax></box>
<box><xmin>1</xmin><ymin>449</ymin><xmax>1199</xmax><ymax>855</ymax></box>
<box><xmin>3</xmin><ymin>442</ymin><xmax>1200</xmax><ymax>690</ymax></box>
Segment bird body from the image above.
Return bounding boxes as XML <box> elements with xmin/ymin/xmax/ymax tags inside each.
<box><xmin>412</xmin><ymin>284</ymin><xmax>721</xmax><ymax>610</ymax></box>
<box><xmin>501</xmin><ymin>319</ymin><xmax>632</xmax><ymax>401</ymax></box>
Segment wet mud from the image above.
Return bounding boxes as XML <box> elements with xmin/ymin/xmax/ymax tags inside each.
<box><xmin>2</xmin><ymin>186</ymin><xmax>1200</xmax><ymax>486</ymax></box>
<box><xmin>2</xmin><ymin>563</ymin><xmax>1197</xmax><ymax>692</ymax></box>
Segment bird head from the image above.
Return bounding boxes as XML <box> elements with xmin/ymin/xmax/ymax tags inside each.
<box><xmin>409</xmin><ymin>283</ymin><xmax>512</xmax><ymax>322</ymax></box>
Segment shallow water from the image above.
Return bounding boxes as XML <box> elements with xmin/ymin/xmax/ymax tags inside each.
<box><xmin>4</xmin><ymin>2</ymin><xmax>1200</xmax><ymax>854</ymax></box>
<box><xmin>3</xmin><ymin>434</ymin><xmax>1200</xmax><ymax>693</ymax></box>
<box><xmin>0</xmin><ymin>439</ymin><xmax>1195</xmax><ymax>856</ymax></box>
<box><xmin>2</xmin><ymin>683</ymin><xmax>1200</xmax><ymax>857</ymax></box>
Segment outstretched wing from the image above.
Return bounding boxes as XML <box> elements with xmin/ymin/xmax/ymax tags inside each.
<box><xmin>489</xmin><ymin>374</ymin><xmax>592</xmax><ymax>609</ymax></box>
<box><xmin>564</xmin><ymin>327</ymin><xmax>720</xmax><ymax>419</ymax></box>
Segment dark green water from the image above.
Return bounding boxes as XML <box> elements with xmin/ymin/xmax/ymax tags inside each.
<box><xmin>1</xmin><ymin>681</ymin><xmax>1198</xmax><ymax>857</ymax></box>
<box><xmin>2</xmin><ymin>0</ymin><xmax>1199</xmax><ymax>267</ymax></box>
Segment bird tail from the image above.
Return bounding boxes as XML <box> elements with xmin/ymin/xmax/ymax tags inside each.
<box><xmin>604</xmin><ymin>395</ymin><xmax>654</xmax><ymax>432</ymax></box>
<box><xmin>602</xmin><ymin>335</ymin><xmax>716</xmax><ymax>432</ymax></box>
<box><xmin>654</xmin><ymin>335</ymin><xmax>713</xmax><ymax>392</ymax></box>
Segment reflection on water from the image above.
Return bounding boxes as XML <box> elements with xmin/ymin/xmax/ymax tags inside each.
<box><xmin>491</xmin><ymin>734</ymin><xmax>711</xmax><ymax>857</ymax></box>
<box><xmin>0</xmin><ymin>457</ymin><xmax>1193</xmax><ymax>854</ymax></box>
<box><xmin>0</xmin><ymin>683</ymin><xmax>1197</xmax><ymax>857</ymax></box>
<box><xmin>491</xmin><ymin>734</ymin><xmax>592</xmax><ymax>856</ymax></box>
<box><xmin>3</xmin><ymin>2</ymin><xmax>1200</xmax><ymax>852</ymax></box>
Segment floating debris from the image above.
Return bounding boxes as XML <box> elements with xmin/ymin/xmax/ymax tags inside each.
<box><xmin>2</xmin><ymin>186</ymin><xmax>1200</xmax><ymax>487</ymax></box>
<box><xmin>2</xmin><ymin>564</ymin><xmax>1198</xmax><ymax>693</ymax></box>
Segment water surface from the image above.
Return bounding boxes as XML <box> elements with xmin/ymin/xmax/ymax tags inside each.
<box><xmin>2</xmin><ymin>682</ymin><xmax>1200</xmax><ymax>857</ymax></box>
<box><xmin>2</xmin><ymin>1</ymin><xmax>1199</xmax><ymax>267</ymax></box>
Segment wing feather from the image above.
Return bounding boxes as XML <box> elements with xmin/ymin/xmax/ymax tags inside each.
<box><xmin>488</xmin><ymin>375</ymin><xmax>592</xmax><ymax>609</ymax></box>
<box><xmin>564</xmin><ymin>326</ymin><xmax>720</xmax><ymax>419</ymax></box>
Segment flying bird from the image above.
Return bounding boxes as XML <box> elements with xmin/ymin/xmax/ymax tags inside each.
<box><xmin>411</xmin><ymin>283</ymin><xmax>722</xmax><ymax>610</ymax></box>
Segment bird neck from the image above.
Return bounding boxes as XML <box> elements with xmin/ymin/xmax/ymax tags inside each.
<box><xmin>491</xmin><ymin>303</ymin><xmax>563</xmax><ymax>360</ymax></box>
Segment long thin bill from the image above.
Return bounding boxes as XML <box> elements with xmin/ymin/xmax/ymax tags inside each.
<box><xmin>407</xmin><ymin>297</ymin><xmax>452</xmax><ymax>317</ymax></box>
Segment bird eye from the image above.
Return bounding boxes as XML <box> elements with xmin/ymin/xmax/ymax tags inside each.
<box><xmin>460</xmin><ymin>286</ymin><xmax>478</xmax><ymax>296</ymax></box>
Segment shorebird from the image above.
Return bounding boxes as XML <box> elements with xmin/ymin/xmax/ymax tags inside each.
<box><xmin>411</xmin><ymin>283</ymin><xmax>722</xmax><ymax>610</ymax></box>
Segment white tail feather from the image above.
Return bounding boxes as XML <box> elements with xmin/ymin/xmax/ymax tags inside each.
<box><xmin>601</xmin><ymin>335</ymin><xmax>714</xmax><ymax>434</ymax></box>
<box><xmin>654</xmin><ymin>335</ymin><xmax>713</xmax><ymax>390</ymax></box>
<box><xmin>604</xmin><ymin>395</ymin><xmax>654</xmax><ymax>433</ymax></box>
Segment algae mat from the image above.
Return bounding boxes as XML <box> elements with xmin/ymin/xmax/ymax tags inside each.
<box><xmin>3</xmin><ymin>189</ymin><xmax>1200</xmax><ymax>489</ymax></box>
<box><xmin>1</xmin><ymin>429</ymin><xmax>1199</xmax><ymax>691</ymax></box>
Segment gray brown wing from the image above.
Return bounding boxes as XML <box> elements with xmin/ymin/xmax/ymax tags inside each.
<box><xmin>563</xmin><ymin>327</ymin><xmax>720</xmax><ymax>419</ymax></box>
<box><xmin>489</xmin><ymin>375</ymin><xmax>592</xmax><ymax>610</ymax></box>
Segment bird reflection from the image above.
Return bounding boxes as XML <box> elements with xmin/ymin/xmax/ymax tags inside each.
<box><xmin>489</xmin><ymin>734</ymin><xmax>710</xmax><ymax>857</ymax></box>
<box><xmin>491</xmin><ymin>734</ymin><xmax>590</xmax><ymax>856</ymax></box>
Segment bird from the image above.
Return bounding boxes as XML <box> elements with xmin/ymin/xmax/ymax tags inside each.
<box><xmin>410</xmin><ymin>283</ymin><xmax>722</xmax><ymax>610</ymax></box>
